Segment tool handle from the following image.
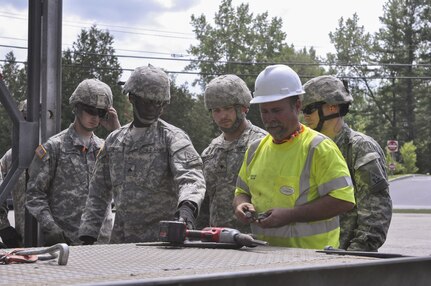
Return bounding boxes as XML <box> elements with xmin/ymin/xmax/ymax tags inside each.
<box><xmin>186</xmin><ymin>229</ymin><xmax>220</xmax><ymax>242</ymax></box>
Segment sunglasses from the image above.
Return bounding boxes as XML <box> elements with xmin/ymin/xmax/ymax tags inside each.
<box><xmin>81</xmin><ymin>104</ymin><xmax>108</xmax><ymax>118</ymax></box>
<box><xmin>302</xmin><ymin>102</ymin><xmax>325</xmax><ymax>115</ymax></box>
<box><xmin>129</xmin><ymin>93</ymin><xmax>165</xmax><ymax>108</ymax></box>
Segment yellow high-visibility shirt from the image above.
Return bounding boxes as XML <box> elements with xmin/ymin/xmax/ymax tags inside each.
<box><xmin>235</xmin><ymin>125</ymin><xmax>355</xmax><ymax>249</ymax></box>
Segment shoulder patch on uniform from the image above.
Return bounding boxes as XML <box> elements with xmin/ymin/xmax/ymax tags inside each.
<box><xmin>35</xmin><ymin>144</ymin><xmax>47</xmax><ymax>159</ymax></box>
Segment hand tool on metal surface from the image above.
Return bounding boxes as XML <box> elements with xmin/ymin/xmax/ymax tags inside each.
<box><xmin>316</xmin><ymin>246</ymin><xmax>410</xmax><ymax>259</ymax></box>
<box><xmin>158</xmin><ymin>220</ymin><xmax>268</xmax><ymax>248</ymax></box>
<box><xmin>0</xmin><ymin>243</ymin><xmax>69</xmax><ymax>265</ymax></box>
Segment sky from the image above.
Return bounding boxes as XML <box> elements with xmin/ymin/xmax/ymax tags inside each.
<box><xmin>0</xmin><ymin>0</ymin><xmax>388</xmax><ymax>92</ymax></box>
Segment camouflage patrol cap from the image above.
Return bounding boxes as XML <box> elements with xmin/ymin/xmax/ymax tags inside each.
<box><xmin>69</xmin><ymin>79</ymin><xmax>113</xmax><ymax>109</ymax></box>
<box><xmin>122</xmin><ymin>65</ymin><xmax>170</xmax><ymax>102</ymax></box>
<box><xmin>302</xmin><ymin>75</ymin><xmax>353</xmax><ymax>107</ymax></box>
<box><xmin>18</xmin><ymin>99</ymin><xmax>27</xmax><ymax>113</ymax></box>
<box><xmin>204</xmin><ymin>74</ymin><xmax>252</xmax><ymax>110</ymax></box>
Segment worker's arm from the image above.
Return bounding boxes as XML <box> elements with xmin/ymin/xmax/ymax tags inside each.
<box><xmin>256</xmin><ymin>195</ymin><xmax>354</xmax><ymax>228</ymax></box>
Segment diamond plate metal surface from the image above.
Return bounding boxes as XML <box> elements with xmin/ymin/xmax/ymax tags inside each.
<box><xmin>0</xmin><ymin>243</ymin><xmax>379</xmax><ymax>285</ymax></box>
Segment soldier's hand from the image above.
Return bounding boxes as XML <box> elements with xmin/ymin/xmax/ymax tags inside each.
<box><xmin>100</xmin><ymin>107</ymin><xmax>121</xmax><ymax>131</ymax></box>
<box><xmin>175</xmin><ymin>201</ymin><xmax>197</xmax><ymax>230</ymax></box>
<box><xmin>43</xmin><ymin>224</ymin><xmax>72</xmax><ymax>246</ymax></box>
<box><xmin>79</xmin><ymin>235</ymin><xmax>97</xmax><ymax>245</ymax></box>
<box><xmin>0</xmin><ymin>226</ymin><xmax>22</xmax><ymax>248</ymax></box>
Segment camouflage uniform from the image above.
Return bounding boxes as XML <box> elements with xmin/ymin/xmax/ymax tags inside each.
<box><xmin>302</xmin><ymin>75</ymin><xmax>392</xmax><ymax>251</ymax></box>
<box><xmin>0</xmin><ymin>149</ymin><xmax>26</xmax><ymax>239</ymax></box>
<box><xmin>26</xmin><ymin>126</ymin><xmax>113</xmax><ymax>245</ymax></box>
<box><xmin>0</xmin><ymin>171</ymin><xmax>7</xmax><ymax>231</ymax></box>
<box><xmin>334</xmin><ymin>123</ymin><xmax>392</xmax><ymax>251</ymax></box>
<box><xmin>26</xmin><ymin>79</ymin><xmax>115</xmax><ymax>245</ymax></box>
<box><xmin>201</xmin><ymin>121</ymin><xmax>266</xmax><ymax>232</ymax></box>
<box><xmin>79</xmin><ymin>65</ymin><xmax>206</xmax><ymax>243</ymax></box>
<box><xmin>200</xmin><ymin>74</ymin><xmax>267</xmax><ymax>232</ymax></box>
<box><xmin>79</xmin><ymin>120</ymin><xmax>206</xmax><ymax>243</ymax></box>
<box><xmin>0</xmin><ymin>100</ymin><xmax>28</xmax><ymax>246</ymax></box>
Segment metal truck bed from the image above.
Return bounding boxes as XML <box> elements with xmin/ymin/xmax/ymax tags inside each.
<box><xmin>1</xmin><ymin>243</ymin><xmax>430</xmax><ymax>286</ymax></box>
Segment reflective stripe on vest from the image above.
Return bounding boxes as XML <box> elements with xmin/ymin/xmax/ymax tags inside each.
<box><xmin>244</xmin><ymin>133</ymin><xmax>350</xmax><ymax>238</ymax></box>
<box><xmin>251</xmin><ymin>216</ymin><xmax>339</xmax><ymax>238</ymax></box>
<box><xmin>235</xmin><ymin>138</ymin><xmax>263</xmax><ymax>195</ymax></box>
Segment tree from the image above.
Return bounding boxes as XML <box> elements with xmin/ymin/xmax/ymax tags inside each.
<box><xmin>161</xmin><ymin>82</ymin><xmax>213</xmax><ymax>154</ymax></box>
<box><xmin>374</xmin><ymin>1</ymin><xmax>425</xmax><ymax>139</ymax></box>
<box><xmin>186</xmin><ymin>0</ymin><xmax>324</xmax><ymax>128</ymax></box>
<box><xmin>328</xmin><ymin>0</ymin><xmax>430</xmax><ymax>173</ymax></box>
<box><xmin>399</xmin><ymin>141</ymin><xmax>418</xmax><ymax>174</ymax></box>
<box><xmin>62</xmin><ymin>25</ymin><xmax>131</xmax><ymax>138</ymax></box>
<box><xmin>0</xmin><ymin>51</ymin><xmax>27</xmax><ymax>154</ymax></box>
<box><xmin>327</xmin><ymin>14</ymin><xmax>389</xmax><ymax>142</ymax></box>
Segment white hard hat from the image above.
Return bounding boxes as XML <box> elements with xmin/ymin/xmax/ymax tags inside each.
<box><xmin>251</xmin><ymin>64</ymin><xmax>305</xmax><ymax>104</ymax></box>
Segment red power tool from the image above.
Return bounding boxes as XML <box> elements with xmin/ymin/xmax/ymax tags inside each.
<box><xmin>158</xmin><ymin>220</ymin><xmax>267</xmax><ymax>249</ymax></box>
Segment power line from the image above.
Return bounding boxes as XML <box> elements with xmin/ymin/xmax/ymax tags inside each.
<box><xmin>1</xmin><ymin>59</ymin><xmax>430</xmax><ymax>80</ymax></box>
<box><xmin>60</xmin><ymin>64</ymin><xmax>431</xmax><ymax>80</ymax></box>
<box><xmin>1</xmin><ymin>44</ymin><xmax>429</xmax><ymax>68</ymax></box>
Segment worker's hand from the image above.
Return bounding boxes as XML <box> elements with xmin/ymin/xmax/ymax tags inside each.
<box><xmin>0</xmin><ymin>226</ymin><xmax>22</xmax><ymax>248</ymax></box>
<box><xmin>235</xmin><ymin>203</ymin><xmax>256</xmax><ymax>224</ymax></box>
<box><xmin>175</xmin><ymin>201</ymin><xmax>197</xmax><ymax>230</ymax></box>
<box><xmin>43</xmin><ymin>224</ymin><xmax>72</xmax><ymax>246</ymax></box>
<box><xmin>79</xmin><ymin>235</ymin><xmax>97</xmax><ymax>245</ymax></box>
<box><xmin>100</xmin><ymin>107</ymin><xmax>121</xmax><ymax>131</ymax></box>
<box><xmin>255</xmin><ymin>208</ymin><xmax>294</xmax><ymax>228</ymax></box>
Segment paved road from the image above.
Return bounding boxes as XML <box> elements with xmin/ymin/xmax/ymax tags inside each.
<box><xmin>379</xmin><ymin>213</ymin><xmax>431</xmax><ymax>256</ymax></box>
<box><xmin>390</xmin><ymin>175</ymin><xmax>431</xmax><ymax>209</ymax></box>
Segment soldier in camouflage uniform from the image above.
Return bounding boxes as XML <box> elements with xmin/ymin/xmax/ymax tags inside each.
<box><xmin>0</xmin><ymin>100</ymin><xmax>28</xmax><ymax>248</ymax></box>
<box><xmin>78</xmin><ymin>65</ymin><xmax>206</xmax><ymax>244</ymax></box>
<box><xmin>199</xmin><ymin>75</ymin><xmax>266</xmax><ymax>232</ymax></box>
<box><xmin>302</xmin><ymin>75</ymin><xmax>392</xmax><ymax>251</ymax></box>
<box><xmin>26</xmin><ymin>79</ymin><xmax>120</xmax><ymax>246</ymax></box>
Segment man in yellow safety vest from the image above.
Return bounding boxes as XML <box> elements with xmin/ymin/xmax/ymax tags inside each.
<box><xmin>234</xmin><ymin>65</ymin><xmax>355</xmax><ymax>249</ymax></box>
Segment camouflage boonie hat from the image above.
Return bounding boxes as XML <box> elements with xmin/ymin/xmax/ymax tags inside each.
<box><xmin>18</xmin><ymin>99</ymin><xmax>27</xmax><ymax>113</ymax></box>
<box><xmin>302</xmin><ymin>75</ymin><xmax>353</xmax><ymax>107</ymax></box>
<box><xmin>69</xmin><ymin>79</ymin><xmax>113</xmax><ymax>109</ymax></box>
<box><xmin>204</xmin><ymin>74</ymin><xmax>252</xmax><ymax>110</ymax></box>
<box><xmin>122</xmin><ymin>65</ymin><xmax>170</xmax><ymax>103</ymax></box>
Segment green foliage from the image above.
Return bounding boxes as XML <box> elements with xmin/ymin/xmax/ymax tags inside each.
<box><xmin>161</xmin><ymin>83</ymin><xmax>214</xmax><ymax>154</ymax></box>
<box><xmin>62</xmin><ymin>25</ymin><xmax>131</xmax><ymax>138</ymax></box>
<box><xmin>186</xmin><ymin>0</ymin><xmax>324</xmax><ymax>129</ymax></box>
<box><xmin>328</xmin><ymin>0</ymin><xmax>430</xmax><ymax>173</ymax></box>
<box><xmin>386</xmin><ymin>141</ymin><xmax>419</xmax><ymax>175</ymax></box>
<box><xmin>399</xmin><ymin>141</ymin><xmax>418</xmax><ymax>174</ymax></box>
<box><xmin>0</xmin><ymin>51</ymin><xmax>27</xmax><ymax>155</ymax></box>
<box><xmin>386</xmin><ymin>148</ymin><xmax>405</xmax><ymax>175</ymax></box>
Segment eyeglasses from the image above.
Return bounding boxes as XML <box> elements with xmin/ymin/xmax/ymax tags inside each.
<box><xmin>81</xmin><ymin>104</ymin><xmax>108</xmax><ymax>118</ymax></box>
<box><xmin>302</xmin><ymin>102</ymin><xmax>325</xmax><ymax>115</ymax></box>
